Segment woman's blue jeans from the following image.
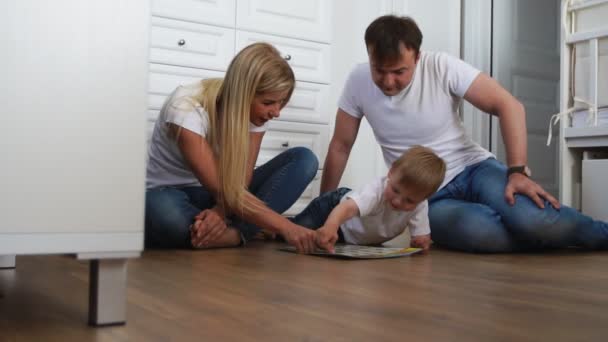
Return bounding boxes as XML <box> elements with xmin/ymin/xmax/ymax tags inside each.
<box><xmin>145</xmin><ymin>147</ymin><xmax>318</xmax><ymax>248</ymax></box>
<box><xmin>429</xmin><ymin>158</ymin><xmax>608</xmax><ymax>253</ymax></box>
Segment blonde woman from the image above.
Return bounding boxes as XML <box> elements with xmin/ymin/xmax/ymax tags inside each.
<box><xmin>145</xmin><ymin>43</ymin><xmax>318</xmax><ymax>253</ymax></box>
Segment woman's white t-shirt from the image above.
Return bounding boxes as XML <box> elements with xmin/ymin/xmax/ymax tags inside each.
<box><xmin>146</xmin><ymin>82</ymin><xmax>267</xmax><ymax>189</ymax></box>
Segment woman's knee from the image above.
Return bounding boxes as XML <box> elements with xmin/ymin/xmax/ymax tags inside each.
<box><xmin>288</xmin><ymin>147</ymin><xmax>319</xmax><ymax>178</ymax></box>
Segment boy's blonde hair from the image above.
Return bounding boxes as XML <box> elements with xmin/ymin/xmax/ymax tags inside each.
<box><xmin>391</xmin><ymin>145</ymin><xmax>446</xmax><ymax>198</ymax></box>
<box><xmin>193</xmin><ymin>42</ymin><xmax>295</xmax><ymax>213</ymax></box>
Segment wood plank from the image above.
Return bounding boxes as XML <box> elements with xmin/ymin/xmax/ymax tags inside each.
<box><xmin>1</xmin><ymin>242</ymin><xmax>608</xmax><ymax>341</ymax></box>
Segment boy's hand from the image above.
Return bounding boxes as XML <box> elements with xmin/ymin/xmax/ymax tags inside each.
<box><xmin>410</xmin><ymin>234</ymin><xmax>432</xmax><ymax>253</ymax></box>
<box><xmin>315</xmin><ymin>226</ymin><xmax>338</xmax><ymax>253</ymax></box>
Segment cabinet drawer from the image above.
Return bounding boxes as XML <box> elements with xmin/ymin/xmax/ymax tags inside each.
<box><xmin>148</xmin><ymin>64</ymin><xmax>224</xmax><ymax>110</ymax></box>
<box><xmin>257</xmin><ymin>121</ymin><xmax>329</xmax><ymax>168</ymax></box>
<box><xmin>150</xmin><ymin>17</ymin><xmax>235</xmax><ymax>71</ymax></box>
<box><xmin>283</xmin><ymin>171</ymin><xmax>321</xmax><ymax>217</ymax></box>
<box><xmin>236</xmin><ymin>0</ymin><xmax>331</xmax><ymax>43</ymax></box>
<box><xmin>236</xmin><ymin>31</ymin><xmax>330</xmax><ymax>84</ymax></box>
<box><xmin>280</xmin><ymin>81</ymin><xmax>330</xmax><ymax>124</ymax></box>
<box><xmin>152</xmin><ymin>0</ymin><xmax>236</xmax><ymax>29</ymax></box>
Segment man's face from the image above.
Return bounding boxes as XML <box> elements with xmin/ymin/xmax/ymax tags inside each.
<box><xmin>368</xmin><ymin>44</ymin><xmax>419</xmax><ymax>96</ymax></box>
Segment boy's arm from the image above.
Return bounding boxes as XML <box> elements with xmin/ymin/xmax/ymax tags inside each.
<box><xmin>316</xmin><ymin>198</ymin><xmax>360</xmax><ymax>252</ymax></box>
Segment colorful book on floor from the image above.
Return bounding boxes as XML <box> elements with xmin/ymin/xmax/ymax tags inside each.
<box><xmin>279</xmin><ymin>244</ymin><xmax>423</xmax><ymax>259</ymax></box>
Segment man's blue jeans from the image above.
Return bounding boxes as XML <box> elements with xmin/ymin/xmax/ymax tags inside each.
<box><xmin>145</xmin><ymin>147</ymin><xmax>318</xmax><ymax>248</ymax></box>
<box><xmin>429</xmin><ymin>158</ymin><xmax>608</xmax><ymax>252</ymax></box>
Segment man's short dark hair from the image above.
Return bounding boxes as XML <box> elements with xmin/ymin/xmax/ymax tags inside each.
<box><xmin>364</xmin><ymin>15</ymin><xmax>423</xmax><ymax>64</ymax></box>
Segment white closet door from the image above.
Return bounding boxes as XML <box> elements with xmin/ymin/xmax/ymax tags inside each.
<box><xmin>152</xmin><ymin>0</ymin><xmax>236</xmax><ymax>28</ymax></box>
<box><xmin>492</xmin><ymin>0</ymin><xmax>560</xmax><ymax>196</ymax></box>
<box><xmin>236</xmin><ymin>31</ymin><xmax>330</xmax><ymax>84</ymax></box>
<box><xmin>236</xmin><ymin>0</ymin><xmax>331</xmax><ymax>43</ymax></box>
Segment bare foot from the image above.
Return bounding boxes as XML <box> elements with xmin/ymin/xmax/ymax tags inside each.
<box><xmin>192</xmin><ymin>227</ymin><xmax>241</xmax><ymax>249</ymax></box>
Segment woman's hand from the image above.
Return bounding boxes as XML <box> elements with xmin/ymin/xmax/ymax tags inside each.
<box><xmin>282</xmin><ymin>225</ymin><xmax>316</xmax><ymax>254</ymax></box>
<box><xmin>190</xmin><ymin>207</ymin><xmax>227</xmax><ymax>247</ymax></box>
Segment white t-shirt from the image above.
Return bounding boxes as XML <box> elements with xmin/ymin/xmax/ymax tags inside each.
<box><xmin>340</xmin><ymin>176</ymin><xmax>430</xmax><ymax>245</ymax></box>
<box><xmin>338</xmin><ymin>51</ymin><xmax>494</xmax><ymax>189</ymax></box>
<box><xmin>146</xmin><ymin>82</ymin><xmax>267</xmax><ymax>189</ymax></box>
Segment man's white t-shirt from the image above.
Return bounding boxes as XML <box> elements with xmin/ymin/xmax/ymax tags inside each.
<box><xmin>340</xmin><ymin>176</ymin><xmax>429</xmax><ymax>245</ymax></box>
<box><xmin>146</xmin><ymin>82</ymin><xmax>267</xmax><ymax>189</ymax></box>
<box><xmin>338</xmin><ymin>51</ymin><xmax>494</xmax><ymax>189</ymax></box>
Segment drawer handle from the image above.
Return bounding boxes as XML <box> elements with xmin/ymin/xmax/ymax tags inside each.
<box><xmin>283</xmin><ymin>54</ymin><xmax>291</xmax><ymax>61</ymax></box>
<box><xmin>178</xmin><ymin>39</ymin><xmax>186</xmax><ymax>46</ymax></box>
<box><xmin>281</xmin><ymin>142</ymin><xmax>289</xmax><ymax>148</ymax></box>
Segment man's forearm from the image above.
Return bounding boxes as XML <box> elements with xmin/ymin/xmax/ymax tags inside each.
<box><xmin>498</xmin><ymin>100</ymin><xmax>527</xmax><ymax>167</ymax></box>
<box><xmin>320</xmin><ymin>143</ymin><xmax>351</xmax><ymax>193</ymax></box>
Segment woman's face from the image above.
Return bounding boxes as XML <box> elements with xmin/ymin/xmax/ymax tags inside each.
<box><xmin>249</xmin><ymin>91</ymin><xmax>289</xmax><ymax>127</ymax></box>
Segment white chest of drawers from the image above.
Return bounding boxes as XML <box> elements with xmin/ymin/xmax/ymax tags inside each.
<box><xmin>0</xmin><ymin>0</ymin><xmax>149</xmax><ymax>326</ymax></box>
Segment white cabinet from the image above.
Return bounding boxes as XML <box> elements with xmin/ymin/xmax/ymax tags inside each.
<box><xmin>148</xmin><ymin>0</ymin><xmax>333</xmax><ymax>216</ymax></box>
<box><xmin>0</xmin><ymin>0</ymin><xmax>148</xmax><ymax>326</ymax></box>
<box><xmin>558</xmin><ymin>1</ymin><xmax>608</xmax><ymax>212</ymax></box>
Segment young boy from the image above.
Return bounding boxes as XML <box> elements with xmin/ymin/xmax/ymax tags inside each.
<box><xmin>292</xmin><ymin>145</ymin><xmax>446</xmax><ymax>253</ymax></box>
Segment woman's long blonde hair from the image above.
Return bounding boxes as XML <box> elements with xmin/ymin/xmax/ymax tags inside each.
<box><xmin>194</xmin><ymin>42</ymin><xmax>295</xmax><ymax>214</ymax></box>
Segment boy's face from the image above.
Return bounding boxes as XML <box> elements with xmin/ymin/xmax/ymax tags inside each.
<box><xmin>368</xmin><ymin>43</ymin><xmax>419</xmax><ymax>96</ymax></box>
<box><xmin>383</xmin><ymin>173</ymin><xmax>427</xmax><ymax>211</ymax></box>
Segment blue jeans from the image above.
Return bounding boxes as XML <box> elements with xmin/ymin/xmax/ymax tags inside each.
<box><xmin>429</xmin><ymin>158</ymin><xmax>608</xmax><ymax>253</ymax></box>
<box><xmin>290</xmin><ymin>188</ymin><xmax>350</xmax><ymax>242</ymax></box>
<box><xmin>145</xmin><ymin>147</ymin><xmax>318</xmax><ymax>248</ymax></box>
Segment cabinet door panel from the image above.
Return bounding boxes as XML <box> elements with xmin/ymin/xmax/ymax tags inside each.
<box><xmin>152</xmin><ymin>0</ymin><xmax>236</xmax><ymax>28</ymax></box>
<box><xmin>236</xmin><ymin>0</ymin><xmax>331</xmax><ymax>43</ymax></box>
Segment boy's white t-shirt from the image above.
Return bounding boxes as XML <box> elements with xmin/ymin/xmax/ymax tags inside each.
<box><xmin>340</xmin><ymin>176</ymin><xmax>430</xmax><ymax>245</ymax></box>
<box><xmin>338</xmin><ymin>51</ymin><xmax>494</xmax><ymax>189</ymax></box>
<box><xmin>146</xmin><ymin>82</ymin><xmax>267</xmax><ymax>189</ymax></box>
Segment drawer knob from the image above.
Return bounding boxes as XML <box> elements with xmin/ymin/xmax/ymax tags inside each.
<box><xmin>283</xmin><ymin>54</ymin><xmax>291</xmax><ymax>61</ymax></box>
<box><xmin>281</xmin><ymin>142</ymin><xmax>289</xmax><ymax>148</ymax></box>
<box><xmin>178</xmin><ymin>39</ymin><xmax>186</xmax><ymax>46</ymax></box>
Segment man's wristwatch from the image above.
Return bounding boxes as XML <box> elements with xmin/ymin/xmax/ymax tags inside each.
<box><xmin>507</xmin><ymin>165</ymin><xmax>532</xmax><ymax>178</ymax></box>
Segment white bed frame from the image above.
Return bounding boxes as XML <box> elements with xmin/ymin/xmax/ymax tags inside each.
<box><xmin>558</xmin><ymin>0</ymin><xmax>608</xmax><ymax>216</ymax></box>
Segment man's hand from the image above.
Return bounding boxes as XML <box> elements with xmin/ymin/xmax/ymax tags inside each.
<box><xmin>410</xmin><ymin>234</ymin><xmax>432</xmax><ymax>253</ymax></box>
<box><xmin>282</xmin><ymin>225</ymin><xmax>316</xmax><ymax>254</ymax></box>
<box><xmin>315</xmin><ymin>226</ymin><xmax>339</xmax><ymax>253</ymax></box>
<box><xmin>504</xmin><ymin>174</ymin><xmax>560</xmax><ymax>209</ymax></box>
<box><xmin>190</xmin><ymin>207</ymin><xmax>227</xmax><ymax>247</ymax></box>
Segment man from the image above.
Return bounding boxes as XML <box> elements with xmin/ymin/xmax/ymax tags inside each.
<box><xmin>321</xmin><ymin>15</ymin><xmax>608</xmax><ymax>252</ymax></box>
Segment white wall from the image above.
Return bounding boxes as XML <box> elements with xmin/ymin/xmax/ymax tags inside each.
<box><xmin>330</xmin><ymin>0</ymin><xmax>462</xmax><ymax>190</ymax></box>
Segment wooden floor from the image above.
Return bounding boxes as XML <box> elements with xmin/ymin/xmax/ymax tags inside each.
<box><xmin>1</xmin><ymin>242</ymin><xmax>608</xmax><ymax>342</ymax></box>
